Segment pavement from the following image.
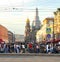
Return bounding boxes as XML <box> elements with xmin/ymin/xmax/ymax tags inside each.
<box><xmin>0</xmin><ymin>53</ymin><xmax>60</xmax><ymax>56</ymax></box>
<box><xmin>0</xmin><ymin>53</ymin><xmax>60</xmax><ymax>62</ymax></box>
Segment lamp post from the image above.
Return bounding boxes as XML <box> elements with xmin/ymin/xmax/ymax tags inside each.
<box><xmin>52</xmin><ymin>18</ymin><xmax>55</xmax><ymax>46</ymax></box>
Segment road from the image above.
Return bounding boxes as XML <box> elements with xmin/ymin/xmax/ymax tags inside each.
<box><xmin>0</xmin><ymin>53</ymin><xmax>60</xmax><ymax>62</ymax></box>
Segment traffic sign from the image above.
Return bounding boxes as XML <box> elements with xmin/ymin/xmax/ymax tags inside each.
<box><xmin>47</xmin><ymin>34</ymin><xmax>51</xmax><ymax>38</ymax></box>
<box><xmin>46</xmin><ymin>28</ymin><xmax>51</xmax><ymax>34</ymax></box>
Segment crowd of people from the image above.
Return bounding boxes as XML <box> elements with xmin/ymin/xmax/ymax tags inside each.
<box><xmin>0</xmin><ymin>42</ymin><xmax>60</xmax><ymax>54</ymax></box>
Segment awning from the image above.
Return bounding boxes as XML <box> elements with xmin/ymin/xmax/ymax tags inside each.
<box><xmin>0</xmin><ymin>39</ymin><xmax>4</xmax><ymax>44</ymax></box>
<box><xmin>47</xmin><ymin>39</ymin><xmax>60</xmax><ymax>43</ymax></box>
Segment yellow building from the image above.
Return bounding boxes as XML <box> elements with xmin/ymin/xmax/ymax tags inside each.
<box><xmin>54</xmin><ymin>8</ymin><xmax>60</xmax><ymax>41</ymax></box>
<box><xmin>36</xmin><ymin>24</ymin><xmax>46</xmax><ymax>43</ymax></box>
<box><xmin>36</xmin><ymin>18</ymin><xmax>54</xmax><ymax>43</ymax></box>
<box><xmin>36</xmin><ymin>8</ymin><xmax>60</xmax><ymax>43</ymax></box>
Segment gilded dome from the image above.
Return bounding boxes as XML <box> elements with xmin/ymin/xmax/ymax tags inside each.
<box><xmin>26</xmin><ymin>18</ymin><xmax>30</xmax><ymax>23</ymax></box>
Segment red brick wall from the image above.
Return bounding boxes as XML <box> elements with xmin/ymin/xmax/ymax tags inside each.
<box><xmin>0</xmin><ymin>25</ymin><xmax>8</xmax><ymax>43</ymax></box>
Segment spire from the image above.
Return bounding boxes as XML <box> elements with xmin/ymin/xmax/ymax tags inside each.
<box><xmin>24</xmin><ymin>18</ymin><xmax>31</xmax><ymax>42</ymax></box>
<box><xmin>36</xmin><ymin>8</ymin><xmax>38</xmax><ymax>17</ymax></box>
<box><xmin>35</xmin><ymin>8</ymin><xmax>39</xmax><ymax>20</ymax></box>
<box><xmin>32</xmin><ymin>8</ymin><xmax>41</xmax><ymax>30</ymax></box>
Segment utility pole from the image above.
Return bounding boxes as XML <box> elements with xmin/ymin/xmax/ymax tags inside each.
<box><xmin>52</xmin><ymin>18</ymin><xmax>55</xmax><ymax>46</ymax></box>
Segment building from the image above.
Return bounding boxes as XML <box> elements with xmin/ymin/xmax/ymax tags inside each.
<box><xmin>36</xmin><ymin>18</ymin><xmax>54</xmax><ymax>43</ymax></box>
<box><xmin>31</xmin><ymin>8</ymin><xmax>41</xmax><ymax>43</ymax></box>
<box><xmin>32</xmin><ymin>8</ymin><xmax>41</xmax><ymax>31</ymax></box>
<box><xmin>24</xmin><ymin>18</ymin><xmax>31</xmax><ymax>43</ymax></box>
<box><xmin>0</xmin><ymin>25</ymin><xmax>8</xmax><ymax>43</ymax></box>
<box><xmin>8</xmin><ymin>31</ymin><xmax>15</xmax><ymax>43</ymax></box>
<box><xmin>36</xmin><ymin>24</ymin><xmax>46</xmax><ymax>43</ymax></box>
<box><xmin>15</xmin><ymin>34</ymin><xmax>24</xmax><ymax>43</ymax></box>
<box><xmin>54</xmin><ymin>8</ymin><xmax>60</xmax><ymax>42</ymax></box>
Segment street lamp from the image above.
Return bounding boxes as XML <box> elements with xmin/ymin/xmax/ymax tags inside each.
<box><xmin>53</xmin><ymin>18</ymin><xmax>55</xmax><ymax>46</ymax></box>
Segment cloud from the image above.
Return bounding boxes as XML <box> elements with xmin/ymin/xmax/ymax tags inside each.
<box><xmin>0</xmin><ymin>0</ymin><xmax>34</xmax><ymax>7</ymax></box>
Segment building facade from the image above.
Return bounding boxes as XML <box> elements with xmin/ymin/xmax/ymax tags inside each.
<box><xmin>15</xmin><ymin>34</ymin><xmax>24</xmax><ymax>43</ymax></box>
<box><xmin>32</xmin><ymin>8</ymin><xmax>41</xmax><ymax>30</ymax></box>
<box><xmin>54</xmin><ymin>8</ymin><xmax>60</xmax><ymax>41</ymax></box>
<box><xmin>31</xmin><ymin>8</ymin><xmax>41</xmax><ymax>43</ymax></box>
<box><xmin>0</xmin><ymin>25</ymin><xmax>8</xmax><ymax>43</ymax></box>
<box><xmin>36</xmin><ymin>8</ymin><xmax>60</xmax><ymax>43</ymax></box>
<box><xmin>36</xmin><ymin>18</ymin><xmax>54</xmax><ymax>43</ymax></box>
<box><xmin>8</xmin><ymin>31</ymin><xmax>15</xmax><ymax>43</ymax></box>
<box><xmin>24</xmin><ymin>18</ymin><xmax>31</xmax><ymax>43</ymax></box>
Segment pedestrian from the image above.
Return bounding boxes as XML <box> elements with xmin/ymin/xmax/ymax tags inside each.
<box><xmin>0</xmin><ymin>44</ymin><xmax>5</xmax><ymax>53</ymax></box>
<box><xmin>28</xmin><ymin>43</ymin><xmax>33</xmax><ymax>53</ymax></box>
<box><xmin>5</xmin><ymin>44</ymin><xmax>9</xmax><ymax>53</ymax></box>
<box><xmin>36</xmin><ymin>45</ymin><xmax>40</xmax><ymax>53</ymax></box>
<box><xmin>22</xmin><ymin>44</ymin><xmax>25</xmax><ymax>53</ymax></box>
<box><xmin>46</xmin><ymin>44</ymin><xmax>49</xmax><ymax>53</ymax></box>
<box><xmin>14</xmin><ymin>44</ymin><xmax>17</xmax><ymax>53</ymax></box>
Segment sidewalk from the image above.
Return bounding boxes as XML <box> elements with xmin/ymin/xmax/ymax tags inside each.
<box><xmin>0</xmin><ymin>53</ymin><xmax>60</xmax><ymax>57</ymax></box>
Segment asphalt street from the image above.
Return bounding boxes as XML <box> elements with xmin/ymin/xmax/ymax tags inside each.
<box><xmin>0</xmin><ymin>54</ymin><xmax>60</xmax><ymax>62</ymax></box>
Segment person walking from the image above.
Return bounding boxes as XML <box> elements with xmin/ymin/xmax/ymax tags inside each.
<box><xmin>22</xmin><ymin>44</ymin><xmax>25</xmax><ymax>53</ymax></box>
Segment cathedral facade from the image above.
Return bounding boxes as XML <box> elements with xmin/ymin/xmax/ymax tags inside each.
<box><xmin>31</xmin><ymin>8</ymin><xmax>41</xmax><ymax>43</ymax></box>
<box><xmin>24</xmin><ymin>18</ymin><xmax>31</xmax><ymax>43</ymax></box>
<box><xmin>24</xmin><ymin>8</ymin><xmax>41</xmax><ymax>43</ymax></box>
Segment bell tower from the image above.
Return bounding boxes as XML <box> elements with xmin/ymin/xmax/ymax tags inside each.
<box><xmin>24</xmin><ymin>18</ymin><xmax>31</xmax><ymax>43</ymax></box>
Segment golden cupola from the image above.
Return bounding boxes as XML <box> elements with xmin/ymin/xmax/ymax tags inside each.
<box><xmin>26</xmin><ymin>18</ymin><xmax>30</xmax><ymax>23</ymax></box>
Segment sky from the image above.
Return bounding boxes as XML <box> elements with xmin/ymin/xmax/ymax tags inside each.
<box><xmin>0</xmin><ymin>0</ymin><xmax>60</xmax><ymax>35</ymax></box>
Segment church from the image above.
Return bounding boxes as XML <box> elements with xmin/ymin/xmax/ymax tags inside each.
<box><xmin>24</xmin><ymin>8</ymin><xmax>41</xmax><ymax>43</ymax></box>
